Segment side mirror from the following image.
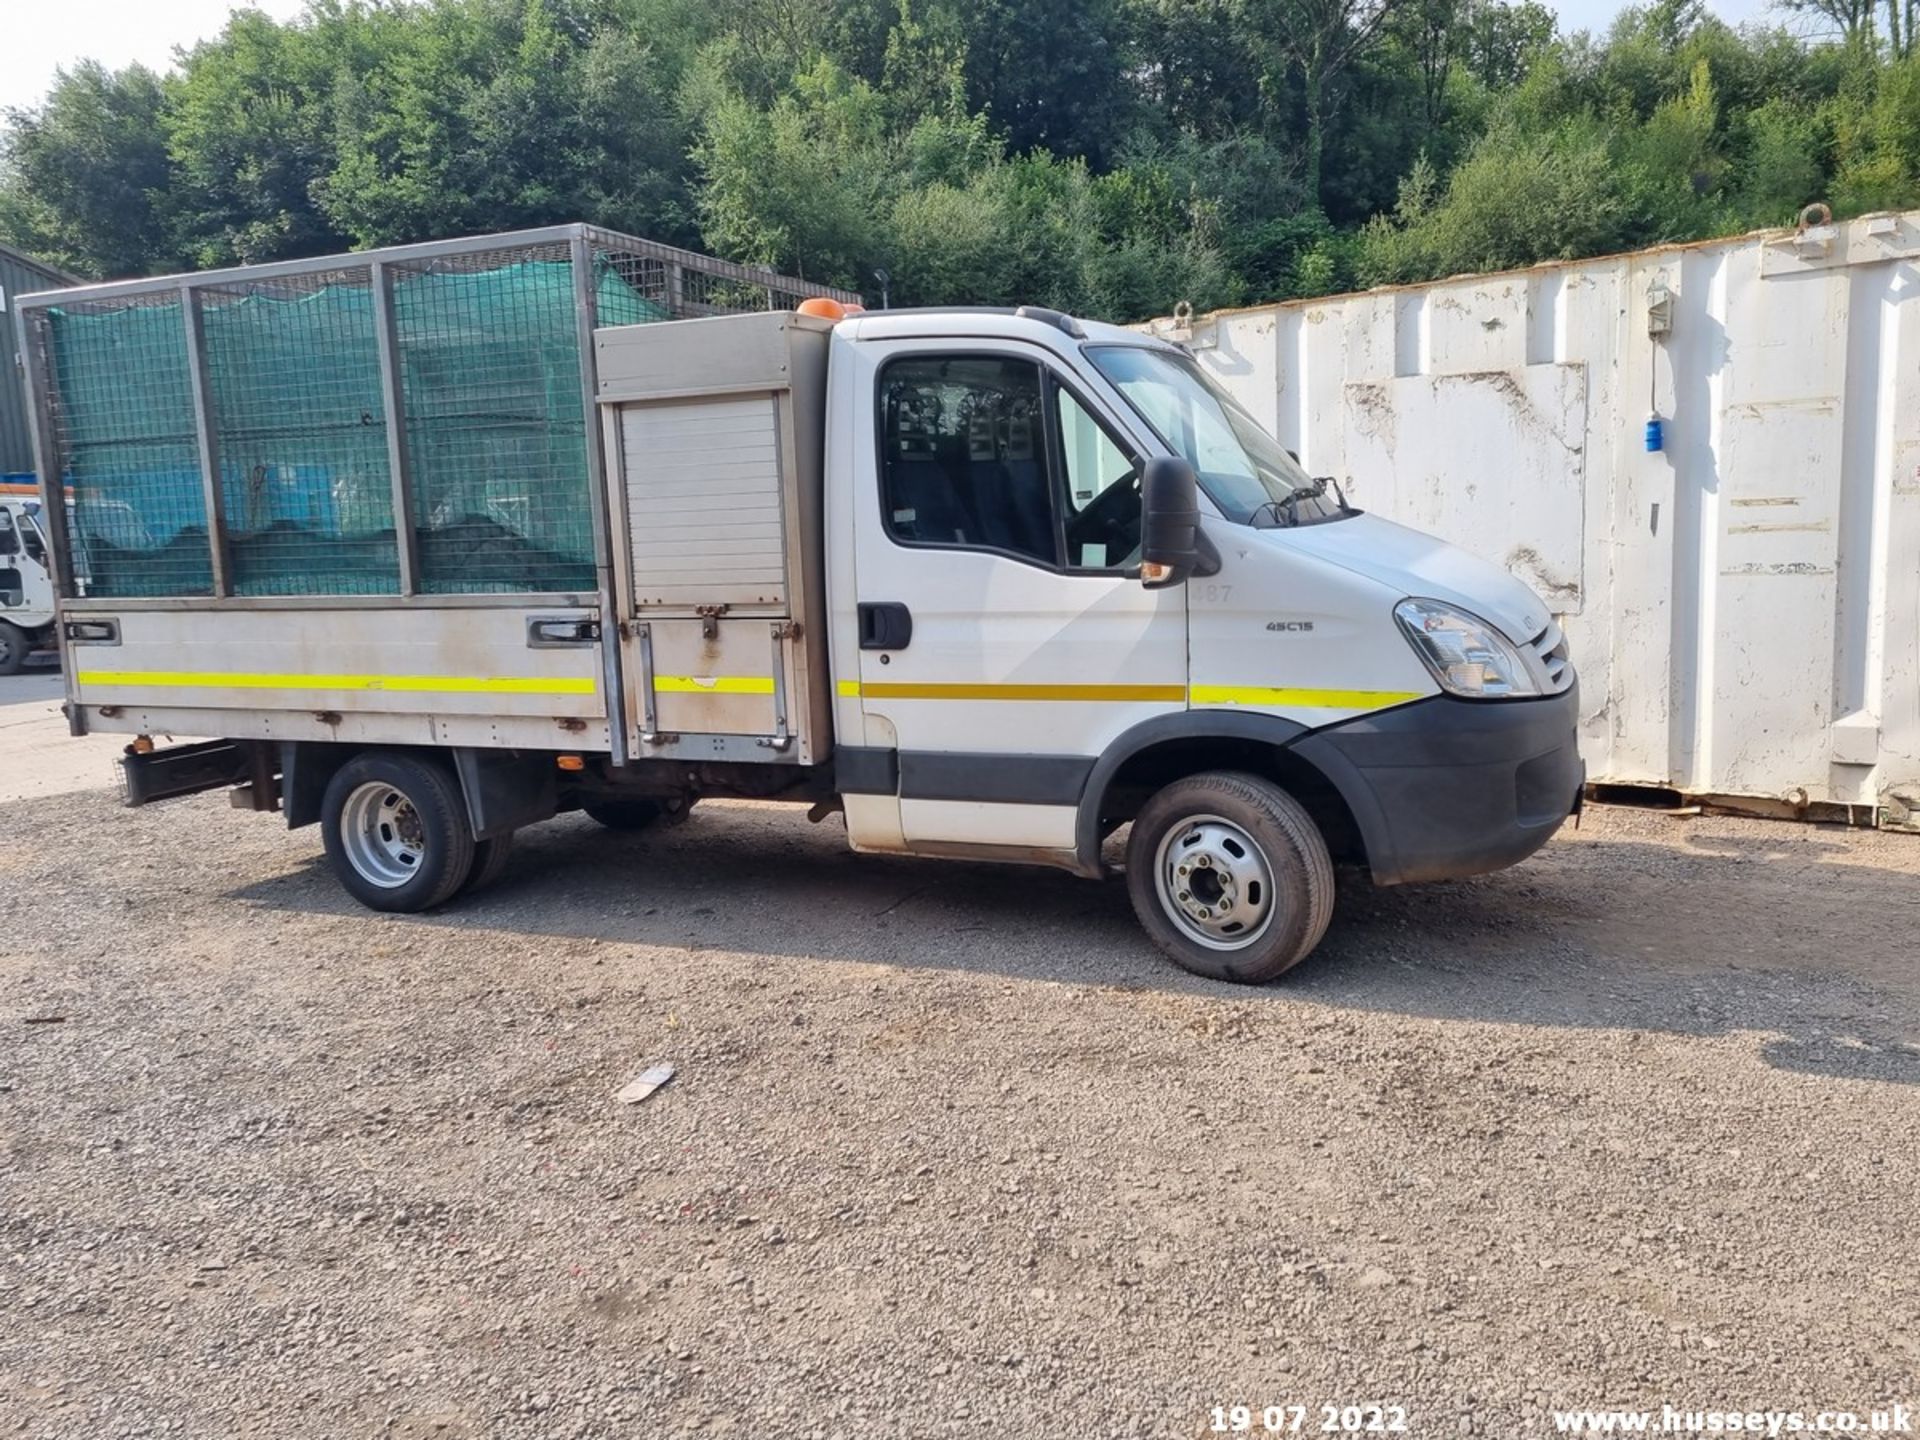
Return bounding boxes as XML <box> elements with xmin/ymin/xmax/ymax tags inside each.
<box><xmin>1138</xmin><ymin>456</ymin><xmax>1201</xmax><ymax>589</ymax></box>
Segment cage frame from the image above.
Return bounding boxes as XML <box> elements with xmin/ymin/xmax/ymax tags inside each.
<box><xmin>11</xmin><ymin>222</ymin><xmax>859</xmax><ymax>616</ymax></box>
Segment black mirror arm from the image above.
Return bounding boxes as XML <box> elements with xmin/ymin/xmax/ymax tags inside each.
<box><xmin>1191</xmin><ymin>526</ymin><xmax>1221</xmax><ymax>578</ymax></box>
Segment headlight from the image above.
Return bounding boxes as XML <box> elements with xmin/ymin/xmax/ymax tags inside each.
<box><xmin>1394</xmin><ymin>598</ymin><xmax>1540</xmax><ymax>698</ymax></box>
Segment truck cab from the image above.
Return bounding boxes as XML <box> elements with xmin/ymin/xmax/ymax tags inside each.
<box><xmin>16</xmin><ymin>227</ymin><xmax>1580</xmax><ymax>983</ymax></box>
<box><xmin>821</xmin><ymin>307</ymin><xmax>1581</xmax><ymax>978</ymax></box>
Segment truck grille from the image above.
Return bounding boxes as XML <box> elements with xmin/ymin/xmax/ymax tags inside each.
<box><xmin>1530</xmin><ymin>621</ymin><xmax>1574</xmax><ymax>694</ymax></box>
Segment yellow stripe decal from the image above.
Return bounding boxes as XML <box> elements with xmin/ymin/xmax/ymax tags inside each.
<box><xmin>1189</xmin><ymin>684</ymin><xmax>1422</xmax><ymax>709</ymax></box>
<box><xmin>857</xmin><ymin>681</ymin><xmax>1188</xmax><ymax>703</ymax></box>
<box><xmin>653</xmin><ymin>675</ymin><xmax>776</xmax><ymax>695</ymax></box>
<box><xmin>838</xmin><ymin>679</ymin><xmax>1419</xmax><ymax>711</ymax></box>
<box><xmin>77</xmin><ymin>670</ymin><xmax>596</xmax><ymax>696</ymax></box>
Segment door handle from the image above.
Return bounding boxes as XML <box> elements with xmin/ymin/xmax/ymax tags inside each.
<box><xmin>526</xmin><ymin>616</ymin><xmax>601</xmax><ymax>648</ymax></box>
<box><xmin>857</xmin><ymin>601</ymin><xmax>913</xmax><ymax>651</ymax></box>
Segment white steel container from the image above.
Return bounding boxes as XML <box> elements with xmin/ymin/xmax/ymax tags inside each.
<box><xmin>1145</xmin><ymin>211</ymin><xmax>1920</xmax><ymax>822</ymax></box>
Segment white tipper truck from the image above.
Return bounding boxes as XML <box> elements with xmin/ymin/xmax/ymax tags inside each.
<box><xmin>15</xmin><ymin>225</ymin><xmax>1581</xmax><ymax>982</ymax></box>
<box><xmin>0</xmin><ymin>484</ymin><xmax>58</xmax><ymax>673</ymax></box>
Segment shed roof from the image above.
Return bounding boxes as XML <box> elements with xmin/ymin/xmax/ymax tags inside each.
<box><xmin>0</xmin><ymin>239</ymin><xmax>82</xmax><ymax>290</ymax></box>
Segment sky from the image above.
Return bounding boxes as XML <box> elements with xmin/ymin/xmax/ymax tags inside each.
<box><xmin>3</xmin><ymin>0</ymin><xmax>1785</xmax><ymax>116</ymax></box>
<box><xmin>2</xmin><ymin>0</ymin><xmax>309</xmax><ymax>114</ymax></box>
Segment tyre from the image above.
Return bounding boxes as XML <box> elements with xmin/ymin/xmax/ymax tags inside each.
<box><xmin>0</xmin><ymin>620</ymin><xmax>27</xmax><ymax>677</ymax></box>
<box><xmin>321</xmin><ymin>752</ymin><xmax>476</xmax><ymax>913</ymax></box>
<box><xmin>582</xmin><ymin>796</ymin><xmax>693</xmax><ymax>831</ymax></box>
<box><xmin>463</xmin><ymin>832</ymin><xmax>515</xmax><ymax>894</ymax></box>
<box><xmin>1124</xmin><ymin>771</ymin><xmax>1336</xmax><ymax>983</ymax></box>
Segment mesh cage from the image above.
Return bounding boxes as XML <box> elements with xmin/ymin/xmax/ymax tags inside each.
<box><xmin>23</xmin><ymin>225</ymin><xmax>859</xmax><ymax>602</ymax></box>
<box><xmin>589</xmin><ymin>231</ymin><xmax>851</xmax><ymax>318</ymax></box>
<box><xmin>391</xmin><ymin>242</ymin><xmax>600</xmax><ymax>594</ymax></box>
<box><xmin>199</xmin><ymin>270</ymin><xmax>399</xmax><ymax>596</ymax></box>
<box><xmin>42</xmin><ymin>291</ymin><xmax>213</xmax><ymax>598</ymax></box>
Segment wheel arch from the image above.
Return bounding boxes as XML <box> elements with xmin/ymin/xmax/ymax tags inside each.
<box><xmin>1073</xmin><ymin>711</ymin><xmax>1373</xmax><ymax>878</ymax></box>
<box><xmin>283</xmin><ymin>741</ymin><xmax>554</xmax><ymax>841</ymax></box>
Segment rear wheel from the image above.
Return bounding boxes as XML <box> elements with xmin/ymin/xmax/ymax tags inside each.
<box><xmin>321</xmin><ymin>752</ymin><xmax>475</xmax><ymax>913</ymax></box>
<box><xmin>582</xmin><ymin>796</ymin><xmax>693</xmax><ymax>831</ymax></box>
<box><xmin>463</xmin><ymin>832</ymin><xmax>515</xmax><ymax>894</ymax></box>
<box><xmin>1125</xmin><ymin>771</ymin><xmax>1335</xmax><ymax>983</ymax></box>
<box><xmin>0</xmin><ymin>620</ymin><xmax>27</xmax><ymax>677</ymax></box>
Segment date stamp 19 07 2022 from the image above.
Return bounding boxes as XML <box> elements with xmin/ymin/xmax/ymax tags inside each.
<box><xmin>1209</xmin><ymin>1404</ymin><xmax>1412</xmax><ymax>1434</ymax></box>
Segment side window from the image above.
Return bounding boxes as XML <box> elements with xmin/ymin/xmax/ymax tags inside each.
<box><xmin>1053</xmin><ymin>385</ymin><xmax>1141</xmax><ymax>571</ymax></box>
<box><xmin>879</xmin><ymin>356</ymin><xmax>1057</xmax><ymax>566</ymax></box>
<box><xmin>0</xmin><ymin>510</ymin><xmax>17</xmax><ymax>558</ymax></box>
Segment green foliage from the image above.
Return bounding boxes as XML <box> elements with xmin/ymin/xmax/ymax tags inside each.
<box><xmin>165</xmin><ymin>6</ymin><xmax>355</xmax><ymax>266</ymax></box>
<box><xmin>692</xmin><ymin>57</ymin><xmax>890</xmax><ymax>284</ymax></box>
<box><xmin>0</xmin><ymin>61</ymin><xmax>174</xmax><ymax>277</ymax></box>
<box><xmin>1832</xmin><ymin>51</ymin><xmax>1920</xmax><ymax>210</ymax></box>
<box><xmin>1</xmin><ymin>0</ymin><xmax>1917</xmax><ymax>316</ymax></box>
<box><xmin>1356</xmin><ymin>120</ymin><xmax>1624</xmax><ymax>283</ymax></box>
<box><xmin>691</xmin><ymin>57</ymin><xmax>1234</xmax><ymax>309</ymax></box>
<box><xmin>1730</xmin><ymin>100</ymin><xmax>1827</xmax><ymax>225</ymax></box>
<box><xmin>319</xmin><ymin>0</ymin><xmax>698</xmax><ymax>251</ymax></box>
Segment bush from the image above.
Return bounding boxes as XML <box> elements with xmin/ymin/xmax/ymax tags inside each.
<box><xmin>1356</xmin><ymin>119</ymin><xmax>1625</xmax><ymax>285</ymax></box>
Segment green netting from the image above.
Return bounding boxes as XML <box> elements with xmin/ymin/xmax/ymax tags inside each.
<box><xmin>203</xmin><ymin>273</ymin><xmax>399</xmax><ymax>596</ymax></box>
<box><xmin>394</xmin><ymin>256</ymin><xmax>620</xmax><ymax>594</ymax></box>
<box><xmin>46</xmin><ymin>294</ymin><xmax>212</xmax><ymax>598</ymax></box>
<box><xmin>43</xmin><ymin>252</ymin><xmax>666</xmax><ymax>599</ymax></box>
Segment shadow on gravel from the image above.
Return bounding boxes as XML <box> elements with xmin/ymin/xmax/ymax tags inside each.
<box><xmin>226</xmin><ymin>803</ymin><xmax>1920</xmax><ymax>1085</ymax></box>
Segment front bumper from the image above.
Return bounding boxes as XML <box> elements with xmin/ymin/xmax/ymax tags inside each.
<box><xmin>1291</xmin><ymin>679</ymin><xmax>1584</xmax><ymax>886</ymax></box>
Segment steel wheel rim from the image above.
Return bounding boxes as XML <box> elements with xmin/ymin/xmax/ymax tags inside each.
<box><xmin>340</xmin><ymin>781</ymin><xmax>428</xmax><ymax>889</ymax></box>
<box><xmin>0</xmin><ymin>631</ymin><xmax>12</xmax><ymax>666</ymax></box>
<box><xmin>1153</xmin><ymin>812</ymin><xmax>1277</xmax><ymax>951</ymax></box>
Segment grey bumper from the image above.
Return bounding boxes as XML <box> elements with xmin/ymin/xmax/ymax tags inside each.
<box><xmin>1292</xmin><ymin>679</ymin><xmax>1584</xmax><ymax>887</ymax></box>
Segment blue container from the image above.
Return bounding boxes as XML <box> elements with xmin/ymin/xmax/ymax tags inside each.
<box><xmin>1645</xmin><ymin>416</ymin><xmax>1664</xmax><ymax>453</ymax></box>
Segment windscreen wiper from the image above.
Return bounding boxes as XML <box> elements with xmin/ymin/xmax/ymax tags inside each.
<box><xmin>1249</xmin><ymin>475</ymin><xmax>1347</xmax><ymax>528</ymax></box>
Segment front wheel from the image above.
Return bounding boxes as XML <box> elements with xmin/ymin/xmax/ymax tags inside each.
<box><xmin>0</xmin><ymin>620</ymin><xmax>28</xmax><ymax>677</ymax></box>
<box><xmin>321</xmin><ymin>752</ymin><xmax>476</xmax><ymax>913</ymax></box>
<box><xmin>1125</xmin><ymin>771</ymin><xmax>1335</xmax><ymax>983</ymax></box>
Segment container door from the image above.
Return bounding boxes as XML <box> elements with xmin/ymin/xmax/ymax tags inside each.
<box><xmin>846</xmin><ymin>340</ymin><xmax>1186</xmax><ymax>852</ymax></box>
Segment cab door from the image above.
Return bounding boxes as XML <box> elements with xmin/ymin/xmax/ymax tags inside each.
<box><xmin>844</xmin><ymin>340</ymin><xmax>1186</xmax><ymax>853</ymax></box>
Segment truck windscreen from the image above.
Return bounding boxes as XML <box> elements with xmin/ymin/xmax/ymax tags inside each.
<box><xmin>1085</xmin><ymin>345</ymin><xmax>1349</xmax><ymax>527</ymax></box>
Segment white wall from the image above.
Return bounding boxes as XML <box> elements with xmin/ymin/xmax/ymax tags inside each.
<box><xmin>1145</xmin><ymin>212</ymin><xmax>1920</xmax><ymax>813</ymax></box>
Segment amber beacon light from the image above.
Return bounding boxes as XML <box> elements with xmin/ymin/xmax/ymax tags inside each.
<box><xmin>796</xmin><ymin>297</ymin><xmax>865</xmax><ymax>321</ymax></box>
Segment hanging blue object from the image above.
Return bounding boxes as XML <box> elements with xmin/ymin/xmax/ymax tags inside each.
<box><xmin>1644</xmin><ymin>415</ymin><xmax>1664</xmax><ymax>453</ymax></box>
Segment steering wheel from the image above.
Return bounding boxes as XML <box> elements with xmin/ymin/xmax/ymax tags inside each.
<box><xmin>1064</xmin><ymin>468</ymin><xmax>1144</xmax><ymax>567</ymax></box>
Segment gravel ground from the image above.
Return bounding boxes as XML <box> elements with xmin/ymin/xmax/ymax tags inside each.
<box><xmin>0</xmin><ymin>673</ymin><xmax>132</xmax><ymax>803</ymax></box>
<box><xmin>2</xmin><ymin>783</ymin><xmax>1918</xmax><ymax>1439</ymax></box>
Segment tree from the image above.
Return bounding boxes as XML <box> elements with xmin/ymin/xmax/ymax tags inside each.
<box><xmin>0</xmin><ymin>0</ymin><xmax>1905</xmax><ymax>318</ymax></box>
<box><xmin>165</xmin><ymin>7</ymin><xmax>356</xmax><ymax>266</ymax></box>
<box><xmin>0</xmin><ymin>62</ymin><xmax>175</xmax><ymax>278</ymax></box>
<box><xmin>1244</xmin><ymin>0</ymin><xmax>1415</xmax><ymax>207</ymax></box>
<box><xmin>1460</xmin><ymin>0</ymin><xmax>1556</xmax><ymax>89</ymax></box>
<box><xmin>1831</xmin><ymin>49</ymin><xmax>1920</xmax><ymax>210</ymax></box>
<box><xmin>1391</xmin><ymin>0</ymin><xmax>1466</xmax><ymax>130</ymax></box>
<box><xmin>320</xmin><ymin>0</ymin><xmax>700</xmax><ymax>250</ymax></box>
<box><xmin>1778</xmin><ymin>0</ymin><xmax>1880</xmax><ymax>47</ymax></box>
<box><xmin>836</xmin><ymin>0</ymin><xmax>1137</xmax><ymax>161</ymax></box>
<box><xmin>692</xmin><ymin>58</ymin><xmax>892</xmax><ymax>285</ymax></box>
<box><xmin>1123</xmin><ymin>0</ymin><xmax>1269</xmax><ymax>140</ymax></box>
<box><xmin>1356</xmin><ymin>116</ymin><xmax>1624</xmax><ymax>282</ymax></box>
